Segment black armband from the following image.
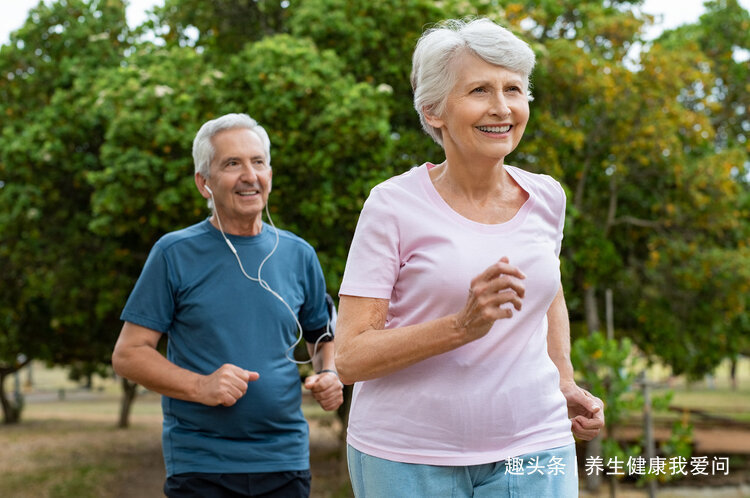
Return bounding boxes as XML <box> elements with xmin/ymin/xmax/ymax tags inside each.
<box><xmin>303</xmin><ymin>325</ymin><xmax>333</xmax><ymax>343</ymax></box>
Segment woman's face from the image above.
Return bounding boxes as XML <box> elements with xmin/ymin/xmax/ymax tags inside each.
<box><xmin>427</xmin><ymin>52</ymin><xmax>530</xmax><ymax>163</ymax></box>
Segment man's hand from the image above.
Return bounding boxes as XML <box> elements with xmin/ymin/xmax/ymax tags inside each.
<box><xmin>304</xmin><ymin>371</ymin><xmax>344</xmax><ymax>411</ymax></box>
<box><xmin>196</xmin><ymin>364</ymin><xmax>260</xmax><ymax>407</ymax></box>
<box><xmin>561</xmin><ymin>380</ymin><xmax>605</xmax><ymax>440</ymax></box>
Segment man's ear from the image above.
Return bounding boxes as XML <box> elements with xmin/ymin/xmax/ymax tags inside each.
<box><xmin>195</xmin><ymin>173</ymin><xmax>210</xmax><ymax>199</ymax></box>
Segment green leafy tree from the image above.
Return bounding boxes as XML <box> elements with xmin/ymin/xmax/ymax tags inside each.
<box><xmin>647</xmin><ymin>0</ymin><xmax>750</xmax><ymax>377</ymax></box>
<box><xmin>153</xmin><ymin>0</ymin><xmax>289</xmax><ymax>54</ymax></box>
<box><xmin>502</xmin><ymin>0</ymin><xmax>750</xmax><ymax>377</ymax></box>
<box><xmin>0</xmin><ymin>0</ymin><xmax>131</xmax><ymax>423</ymax></box>
<box><xmin>572</xmin><ymin>333</ymin><xmax>691</xmax><ymax>491</ymax></box>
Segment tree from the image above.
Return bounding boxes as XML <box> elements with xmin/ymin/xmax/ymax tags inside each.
<box><xmin>288</xmin><ymin>0</ymin><xmax>464</xmax><ymax>177</ymax></box>
<box><xmin>503</xmin><ymin>0</ymin><xmax>750</xmax><ymax>377</ymax></box>
<box><xmin>0</xmin><ymin>0</ymin><xmax>131</xmax><ymax>423</ymax></box>
<box><xmin>154</xmin><ymin>0</ymin><xmax>289</xmax><ymax>54</ymax></box>
<box><xmin>623</xmin><ymin>1</ymin><xmax>750</xmax><ymax>376</ymax></box>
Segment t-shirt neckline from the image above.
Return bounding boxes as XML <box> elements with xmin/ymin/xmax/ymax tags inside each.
<box><xmin>418</xmin><ymin>163</ymin><xmax>535</xmax><ymax>234</ymax></box>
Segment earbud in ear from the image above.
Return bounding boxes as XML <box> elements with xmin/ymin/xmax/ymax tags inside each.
<box><xmin>205</xmin><ymin>185</ymin><xmax>213</xmax><ymax>195</ymax></box>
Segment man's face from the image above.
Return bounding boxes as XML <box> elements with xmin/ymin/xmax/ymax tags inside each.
<box><xmin>198</xmin><ymin>127</ymin><xmax>272</xmax><ymax>235</ymax></box>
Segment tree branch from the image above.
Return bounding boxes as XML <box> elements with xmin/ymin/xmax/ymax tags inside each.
<box><xmin>612</xmin><ymin>216</ymin><xmax>662</xmax><ymax>228</ymax></box>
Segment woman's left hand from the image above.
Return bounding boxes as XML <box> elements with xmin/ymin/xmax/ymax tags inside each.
<box><xmin>561</xmin><ymin>381</ymin><xmax>605</xmax><ymax>440</ymax></box>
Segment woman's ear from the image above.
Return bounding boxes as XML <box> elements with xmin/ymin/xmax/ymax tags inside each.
<box><xmin>422</xmin><ymin>105</ymin><xmax>444</xmax><ymax>129</ymax></box>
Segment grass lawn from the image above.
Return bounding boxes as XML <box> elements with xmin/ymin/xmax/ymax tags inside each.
<box><xmin>1</xmin><ymin>363</ymin><xmax>352</xmax><ymax>498</ymax></box>
<box><xmin>0</xmin><ymin>404</ymin><xmax>164</xmax><ymax>497</ymax></box>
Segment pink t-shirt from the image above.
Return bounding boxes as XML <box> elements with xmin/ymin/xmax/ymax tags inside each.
<box><xmin>339</xmin><ymin>163</ymin><xmax>574</xmax><ymax>465</ymax></box>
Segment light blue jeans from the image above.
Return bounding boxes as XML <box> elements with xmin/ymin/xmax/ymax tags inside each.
<box><xmin>347</xmin><ymin>443</ymin><xmax>578</xmax><ymax>497</ymax></box>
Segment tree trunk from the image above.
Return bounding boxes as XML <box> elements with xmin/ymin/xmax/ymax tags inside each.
<box><xmin>118</xmin><ymin>377</ymin><xmax>138</xmax><ymax>428</ymax></box>
<box><xmin>584</xmin><ymin>285</ymin><xmax>603</xmax><ymax>491</ymax></box>
<box><xmin>585</xmin><ymin>434</ymin><xmax>603</xmax><ymax>492</ymax></box>
<box><xmin>584</xmin><ymin>286</ymin><xmax>600</xmax><ymax>335</ymax></box>
<box><xmin>0</xmin><ymin>371</ymin><xmax>22</xmax><ymax>424</ymax></box>
<box><xmin>0</xmin><ymin>358</ymin><xmax>31</xmax><ymax>424</ymax></box>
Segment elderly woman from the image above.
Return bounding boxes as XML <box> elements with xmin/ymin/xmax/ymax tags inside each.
<box><xmin>335</xmin><ymin>18</ymin><xmax>604</xmax><ymax>497</ymax></box>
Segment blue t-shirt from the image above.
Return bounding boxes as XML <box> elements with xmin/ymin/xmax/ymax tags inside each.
<box><xmin>121</xmin><ymin>219</ymin><xmax>329</xmax><ymax>476</ymax></box>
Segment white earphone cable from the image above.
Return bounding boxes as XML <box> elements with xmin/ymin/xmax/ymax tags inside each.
<box><xmin>209</xmin><ymin>191</ymin><xmax>331</xmax><ymax>364</ymax></box>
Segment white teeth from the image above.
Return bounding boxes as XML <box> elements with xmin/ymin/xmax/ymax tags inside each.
<box><xmin>478</xmin><ymin>125</ymin><xmax>511</xmax><ymax>133</ymax></box>
<box><xmin>238</xmin><ymin>190</ymin><xmax>259</xmax><ymax>196</ymax></box>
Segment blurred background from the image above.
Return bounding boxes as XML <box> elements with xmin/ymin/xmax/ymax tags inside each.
<box><xmin>1</xmin><ymin>0</ymin><xmax>748</xmax><ymax>496</ymax></box>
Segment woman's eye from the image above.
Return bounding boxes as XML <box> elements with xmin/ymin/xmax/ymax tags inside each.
<box><xmin>472</xmin><ymin>87</ymin><xmax>487</xmax><ymax>93</ymax></box>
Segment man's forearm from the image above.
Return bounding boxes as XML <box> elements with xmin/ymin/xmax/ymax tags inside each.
<box><xmin>307</xmin><ymin>340</ymin><xmax>336</xmax><ymax>374</ymax></box>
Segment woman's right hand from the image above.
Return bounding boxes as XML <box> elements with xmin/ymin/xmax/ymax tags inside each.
<box><xmin>454</xmin><ymin>256</ymin><xmax>526</xmax><ymax>342</ymax></box>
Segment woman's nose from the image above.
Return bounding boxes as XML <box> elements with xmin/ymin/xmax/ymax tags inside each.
<box><xmin>490</xmin><ymin>93</ymin><xmax>511</xmax><ymax>117</ymax></box>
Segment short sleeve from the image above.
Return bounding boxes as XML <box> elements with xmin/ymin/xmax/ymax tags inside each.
<box><xmin>120</xmin><ymin>243</ymin><xmax>176</xmax><ymax>333</ymax></box>
<box><xmin>339</xmin><ymin>186</ymin><xmax>401</xmax><ymax>299</ymax></box>
<box><xmin>299</xmin><ymin>247</ymin><xmax>330</xmax><ymax>340</ymax></box>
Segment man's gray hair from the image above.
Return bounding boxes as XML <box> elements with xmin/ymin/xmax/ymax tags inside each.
<box><xmin>411</xmin><ymin>18</ymin><xmax>536</xmax><ymax>146</ymax></box>
<box><xmin>192</xmin><ymin>113</ymin><xmax>272</xmax><ymax>179</ymax></box>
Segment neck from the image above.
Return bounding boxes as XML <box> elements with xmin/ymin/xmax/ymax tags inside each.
<box><xmin>209</xmin><ymin>212</ymin><xmax>264</xmax><ymax>236</ymax></box>
<box><xmin>431</xmin><ymin>156</ymin><xmax>511</xmax><ymax>201</ymax></box>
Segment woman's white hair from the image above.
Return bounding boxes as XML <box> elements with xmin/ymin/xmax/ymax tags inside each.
<box><xmin>411</xmin><ymin>18</ymin><xmax>536</xmax><ymax>146</ymax></box>
<box><xmin>192</xmin><ymin>113</ymin><xmax>272</xmax><ymax>179</ymax></box>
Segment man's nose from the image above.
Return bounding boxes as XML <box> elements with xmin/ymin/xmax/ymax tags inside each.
<box><xmin>240</xmin><ymin>163</ymin><xmax>259</xmax><ymax>182</ymax></box>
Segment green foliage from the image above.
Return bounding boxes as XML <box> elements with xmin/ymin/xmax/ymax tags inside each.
<box><xmin>572</xmin><ymin>332</ymin><xmax>693</xmax><ymax>483</ymax></box>
<box><xmin>0</xmin><ymin>0</ymin><xmax>133</xmax><ymax>402</ymax></box>
<box><xmin>288</xmin><ymin>0</ymin><xmax>446</xmax><ymax>173</ymax></box>
<box><xmin>0</xmin><ymin>0</ymin><xmax>130</xmax><ymax>116</ymax></box>
<box><xmin>572</xmin><ymin>332</ymin><xmax>644</xmax><ymax>437</ymax></box>
<box><xmin>82</xmin><ymin>45</ymin><xmax>219</xmax><ymax>246</ymax></box>
<box><xmin>660</xmin><ymin>419</ymin><xmax>693</xmax><ymax>460</ymax></box>
<box><xmin>514</xmin><ymin>0</ymin><xmax>750</xmax><ymax>377</ymax></box>
<box><xmin>216</xmin><ymin>34</ymin><xmax>392</xmax><ymax>284</ymax></box>
<box><xmin>661</xmin><ymin>0</ymin><xmax>750</xmax><ymax>150</ymax></box>
<box><xmin>633</xmin><ymin>242</ymin><xmax>750</xmax><ymax>377</ymax></box>
<box><xmin>155</xmin><ymin>0</ymin><xmax>289</xmax><ymax>54</ymax></box>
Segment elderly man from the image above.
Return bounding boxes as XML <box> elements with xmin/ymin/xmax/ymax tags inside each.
<box><xmin>113</xmin><ymin>113</ymin><xmax>343</xmax><ymax>498</ymax></box>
